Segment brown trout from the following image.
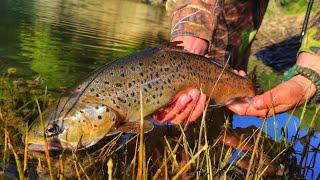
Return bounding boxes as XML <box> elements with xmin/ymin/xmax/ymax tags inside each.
<box><xmin>27</xmin><ymin>44</ymin><xmax>256</xmax><ymax>151</ymax></box>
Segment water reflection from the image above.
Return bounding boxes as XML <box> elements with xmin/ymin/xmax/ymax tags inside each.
<box><xmin>234</xmin><ymin>114</ymin><xmax>320</xmax><ymax>179</ymax></box>
<box><xmin>0</xmin><ymin>0</ymin><xmax>170</xmax><ymax>90</ymax></box>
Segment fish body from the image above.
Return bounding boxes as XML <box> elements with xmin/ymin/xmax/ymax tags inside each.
<box><xmin>27</xmin><ymin>45</ymin><xmax>256</xmax><ymax>151</ymax></box>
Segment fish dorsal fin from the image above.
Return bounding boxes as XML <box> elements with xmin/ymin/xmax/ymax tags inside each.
<box><xmin>116</xmin><ymin>120</ymin><xmax>154</xmax><ymax>134</ymax></box>
<box><xmin>248</xmin><ymin>66</ymin><xmax>263</xmax><ymax>94</ymax></box>
<box><xmin>160</xmin><ymin>41</ymin><xmax>186</xmax><ymax>51</ymax></box>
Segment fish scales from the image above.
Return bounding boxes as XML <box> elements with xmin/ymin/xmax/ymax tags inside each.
<box><xmin>27</xmin><ymin>46</ymin><xmax>256</xmax><ymax>151</ymax></box>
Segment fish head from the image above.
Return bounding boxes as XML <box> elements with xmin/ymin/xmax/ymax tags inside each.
<box><xmin>27</xmin><ymin>97</ymin><xmax>118</xmax><ymax>152</ymax></box>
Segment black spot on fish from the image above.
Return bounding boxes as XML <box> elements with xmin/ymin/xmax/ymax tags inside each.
<box><xmin>90</xmin><ymin>88</ymin><xmax>95</xmax><ymax>92</ymax></box>
<box><xmin>110</xmin><ymin>72</ymin><xmax>114</xmax><ymax>76</ymax></box>
<box><xmin>98</xmin><ymin>115</ymin><xmax>102</xmax><ymax>120</ymax></box>
<box><xmin>94</xmin><ymin>125</ymin><xmax>97</xmax><ymax>127</ymax></box>
<box><xmin>106</xmin><ymin>108</ymin><xmax>109</xmax><ymax>112</ymax></box>
<box><xmin>148</xmin><ymin>84</ymin><xmax>152</xmax><ymax>89</ymax></box>
<box><xmin>96</xmin><ymin>94</ymin><xmax>100</xmax><ymax>97</ymax></box>
<box><xmin>121</xmin><ymin>73</ymin><xmax>125</xmax><ymax>77</ymax></box>
<box><xmin>144</xmin><ymin>88</ymin><xmax>148</xmax><ymax>92</ymax></box>
<box><xmin>128</xmin><ymin>83</ymin><xmax>132</xmax><ymax>87</ymax></box>
<box><xmin>140</xmin><ymin>72</ymin><xmax>144</xmax><ymax>77</ymax></box>
<box><xmin>104</xmin><ymin>81</ymin><xmax>109</xmax><ymax>85</ymax></box>
<box><xmin>117</xmin><ymin>97</ymin><xmax>126</xmax><ymax>103</ymax></box>
<box><xmin>80</xmin><ymin>110</ymin><xmax>84</xmax><ymax>113</ymax></box>
<box><xmin>168</xmin><ymin>79</ymin><xmax>171</xmax><ymax>83</ymax></box>
<box><xmin>102</xmin><ymin>90</ymin><xmax>105</xmax><ymax>93</ymax></box>
<box><xmin>126</xmin><ymin>94</ymin><xmax>129</xmax><ymax>97</ymax></box>
<box><xmin>95</xmin><ymin>106</ymin><xmax>99</xmax><ymax>109</ymax></box>
<box><xmin>131</xmin><ymin>66</ymin><xmax>135</xmax><ymax>71</ymax></box>
<box><xmin>128</xmin><ymin>103</ymin><xmax>131</xmax><ymax>107</ymax></box>
<box><xmin>160</xmin><ymin>93</ymin><xmax>163</xmax><ymax>97</ymax></box>
<box><xmin>152</xmin><ymin>95</ymin><xmax>156</xmax><ymax>99</ymax></box>
<box><xmin>95</xmin><ymin>80</ymin><xmax>99</xmax><ymax>83</ymax></box>
<box><xmin>115</xmin><ymin>83</ymin><xmax>122</xmax><ymax>88</ymax></box>
<box><xmin>116</xmin><ymin>105</ymin><xmax>120</xmax><ymax>109</ymax></box>
<box><xmin>139</xmin><ymin>62</ymin><xmax>143</xmax><ymax>66</ymax></box>
<box><xmin>164</xmin><ymin>68</ymin><xmax>169</xmax><ymax>72</ymax></box>
<box><xmin>160</xmin><ymin>68</ymin><xmax>163</xmax><ymax>72</ymax></box>
<box><xmin>157</xmin><ymin>100</ymin><xmax>160</xmax><ymax>104</ymax></box>
<box><xmin>146</xmin><ymin>98</ymin><xmax>150</xmax><ymax>103</ymax></box>
<box><xmin>131</xmin><ymin>92</ymin><xmax>135</xmax><ymax>97</ymax></box>
<box><xmin>121</xmin><ymin>65</ymin><xmax>124</xmax><ymax>69</ymax></box>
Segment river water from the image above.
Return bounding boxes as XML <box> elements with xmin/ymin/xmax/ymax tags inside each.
<box><xmin>0</xmin><ymin>0</ymin><xmax>319</xmax><ymax>179</ymax></box>
<box><xmin>0</xmin><ymin>0</ymin><xmax>170</xmax><ymax>90</ymax></box>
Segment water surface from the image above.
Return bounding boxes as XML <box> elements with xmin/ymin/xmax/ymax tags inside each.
<box><xmin>0</xmin><ymin>0</ymin><xmax>170</xmax><ymax>90</ymax></box>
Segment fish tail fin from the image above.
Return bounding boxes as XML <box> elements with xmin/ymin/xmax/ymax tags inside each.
<box><xmin>248</xmin><ymin>66</ymin><xmax>263</xmax><ymax>95</ymax></box>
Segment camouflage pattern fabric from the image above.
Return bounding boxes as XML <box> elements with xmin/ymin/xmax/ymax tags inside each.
<box><xmin>300</xmin><ymin>13</ymin><xmax>320</xmax><ymax>56</ymax></box>
<box><xmin>166</xmin><ymin>0</ymin><xmax>320</xmax><ymax>71</ymax></box>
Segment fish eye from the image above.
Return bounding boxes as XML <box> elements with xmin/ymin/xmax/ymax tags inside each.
<box><xmin>46</xmin><ymin>124</ymin><xmax>59</xmax><ymax>136</ymax></box>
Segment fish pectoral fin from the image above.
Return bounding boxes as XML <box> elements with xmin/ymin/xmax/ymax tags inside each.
<box><xmin>116</xmin><ymin>120</ymin><xmax>154</xmax><ymax>134</ymax></box>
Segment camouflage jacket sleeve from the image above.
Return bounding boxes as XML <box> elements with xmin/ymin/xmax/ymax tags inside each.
<box><xmin>299</xmin><ymin>11</ymin><xmax>320</xmax><ymax>57</ymax></box>
<box><xmin>166</xmin><ymin>0</ymin><xmax>218</xmax><ymax>43</ymax></box>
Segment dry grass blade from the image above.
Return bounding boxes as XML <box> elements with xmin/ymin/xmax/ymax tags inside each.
<box><xmin>0</xmin><ymin>111</ymin><xmax>25</xmax><ymax>180</ymax></box>
<box><xmin>59</xmin><ymin>155</ymin><xmax>64</xmax><ymax>180</ymax></box>
<box><xmin>172</xmin><ymin>144</ymin><xmax>208</xmax><ymax>180</ymax></box>
<box><xmin>136</xmin><ymin>87</ymin><xmax>146</xmax><ymax>180</ymax></box>
<box><xmin>35</xmin><ymin>97</ymin><xmax>54</xmax><ymax>180</ymax></box>
<box><xmin>23</xmin><ymin>122</ymin><xmax>29</xmax><ymax>175</ymax></box>
<box><xmin>164</xmin><ymin>136</ymin><xmax>179</xmax><ymax>169</ymax></box>
<box><xmin>107</xmin><ymin>158</ymin><xmax>113</xmax><ymax>180</ymax></box>
<box><xmin>245</xmin><ymin>123</ymin><xmax>264</xmax><ymax>179</ymax></box>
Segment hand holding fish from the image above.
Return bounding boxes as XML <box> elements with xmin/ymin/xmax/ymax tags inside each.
<box><xmin>172</xmin><ymin>36</ymin><xmax>209</xmax><ymax>56</ymax></box>
<box><xmin>153</xmin><ymin>88</ymin><xmax>207</xmax><ymax>124</ymax></box>
<box><xmin>156</xmin><ymin>52</ymin><xmax>319</xmax><ymax>123</ymax></box>
<box><xmin>228</xmin><ymin>52</ymin><xmax>319</xmax><ymax>117</ymax></box>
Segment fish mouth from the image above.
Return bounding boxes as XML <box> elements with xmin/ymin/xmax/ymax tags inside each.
<box><xmin>27</xmin><ymin>136</ymin><xmax>65</xmax><ymax>152</ymax></box>
<box><xmin>28</xmin><ymin>142</ymin><xmax>63</xmax><ymax>152</ymax></box>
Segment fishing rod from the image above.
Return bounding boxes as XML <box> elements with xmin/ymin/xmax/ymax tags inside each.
<box><xmin>300</xmin><ymin>0</ymin><xmax>314</xmax><ymax>42</ymax></box>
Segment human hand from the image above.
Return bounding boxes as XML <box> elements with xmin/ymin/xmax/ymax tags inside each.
<box><xmin>228</xmin><ymin>52</ymin><xmax>319</xmax><ymax>118</ymax></box>
<box><xmin>153</xmin><ymin>88</ymin><xmax>207</xmax><ymax>125</ymax></box>
<box><xmin>172</xmin><ymin>36</ymin><xmax>209</xmax><ymax>55</ymax></box>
